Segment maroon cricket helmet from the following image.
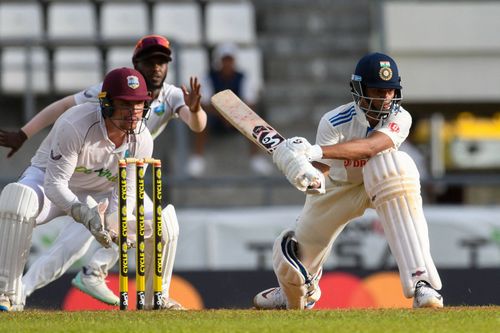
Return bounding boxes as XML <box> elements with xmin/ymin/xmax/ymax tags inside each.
<box><xmin>100</xmin><ymin>67</ymin><xmax>152</xmax><ymax>102</ymax></box>
<box><xmin>132</xmin><ymin>35</ymin><xmax>172</xmax><ymax>62</ymax></box>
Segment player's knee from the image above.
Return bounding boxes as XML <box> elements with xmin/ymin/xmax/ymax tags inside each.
<box><xmin>363</xmin><ymin>150</ymin><xmax>421</xmax><ymax>203</ymax></box>
<box><xmin>0</xmin><ymin>183</ymin><xmax>39</xmax><ymax>221</ymax></box>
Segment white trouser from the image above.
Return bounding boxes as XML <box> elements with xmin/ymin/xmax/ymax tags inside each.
<box><xmin>18</xmin><ymin>166</ymin><xmax>113</xmax><ymax>299</ymax></box>
<box><xmin>18</xmin><ymin>166</ymin><xmax>65</xmax><ymax>225</ymax></box>
<box><xmin>22</xmin><ymin>186</ymin><xmax>168</xmax><ymax>300</ymax></box>
<box><xmin>294</xmin><ymin>153</ymin><xmax>440</xmax><ymax>299</ymax></box>
<box><xmin>294</xmin><ymin>177</ymin><xmax>371</xmax><ymax>275</ymax></box>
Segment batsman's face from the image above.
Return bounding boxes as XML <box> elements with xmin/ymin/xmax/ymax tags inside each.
<box><xmin>134</xmin><ymin>56</ymin><xmax>168</xmax><ymax>90</ymax></box>
<box><xmin>112</xmin><ymin>99</ymin><xmax>146</xmax><ymax>131</ymax></box>
<box><xmin>363</xmin><ymin>88</ymin><xmax>396</xmax><ymax>111</ymax></box>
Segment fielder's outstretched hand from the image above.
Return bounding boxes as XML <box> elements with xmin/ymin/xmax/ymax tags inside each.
<box><xmin>182</xmin><ymin>76</ymin><xmax>202</xmax><ymax>114</ymax></box>
<box><xmin>0</xmin><ymin>129</ymin><xmax>27</xmax><ymax>158</ymax></box>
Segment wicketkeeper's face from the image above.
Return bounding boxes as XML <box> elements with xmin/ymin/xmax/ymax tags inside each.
<box><xmin>112</xmin><ymin>99</ymin><xmax>146</xmax><ymax>131</ymax></box>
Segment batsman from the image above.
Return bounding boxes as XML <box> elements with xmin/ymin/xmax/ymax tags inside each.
<box><xmin>253</xmin><ymin>52</ymin><xmax>443</xmax><ymax>309</ymax></box>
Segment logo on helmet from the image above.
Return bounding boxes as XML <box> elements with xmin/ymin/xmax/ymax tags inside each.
<box><xmin>379</xmin><ymin>61</ymin><xmax>393</xmax><ymax>81</ymax></box>
<box><xmin>127</xmin><ymin>75</ymin><xmax>140</xmax><ymax>89</ymax></box>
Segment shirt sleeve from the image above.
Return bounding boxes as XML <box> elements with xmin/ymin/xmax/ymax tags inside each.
<box><xmin>315</xmin><ymin>115</ymin><xmax>341</xmax><ymax>167</ymax></box>
<box><xmin>376</xmin><ymin>109</ymin><xmax>412</xmax><ymax>149</ymax></box>
<box><xmin>170</xmin><ymin>86</ymin><xmax>187</xmax><ymax>114</ymax></box>
<box><xmin>73</xmin><ymin>82</ymin><xmax>103</xmax><ymax>105</ymax></box>
<box><xmin>43</xmin><ymin>119</ymin><xmax>83</xmax><ymax>213</ymax></box>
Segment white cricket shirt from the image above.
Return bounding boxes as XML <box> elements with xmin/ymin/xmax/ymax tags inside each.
<box><xmin>316</xmin><ymin>102</ymin><xmax>412</xmax><ymax>184</ymax></box>
<box><xmin>30</xmin><ymin>103</ymin><xmax>153</xmax><ymax>213</ymax></box>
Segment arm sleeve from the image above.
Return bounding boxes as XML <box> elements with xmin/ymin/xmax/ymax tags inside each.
<box><xmin>376</xmin><ymin>110</ymin><xmax>412</xmax><ymax>149</ymax></box>
<box><xmin>21</xmin><ymin>95</ymin><xmax>77</xmax><ymax>138</ymax></box>
<box><xmin>44</xmin><ymin>120</ymin><xmax>83</xmax><ymax>213</ymax></box>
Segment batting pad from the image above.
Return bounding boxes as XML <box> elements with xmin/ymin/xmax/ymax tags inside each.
<box><xmin>272</xmin><ymin>229</ymin><xmax>321</xmax><ymax>309</ymax></box>
<box><xmin>160</xmin><ymin>204</ymin><xmax>179</xmax><ymax>299</ymax></box>
<box><xmin>363</xmin><ymin>151</ymin><xmax>441</xmax><ymax>298</ymax></box>
<box><xmin>0</xmin><ymin>183</ymin><xmax>38</xmax><ymax>296</ymax></box>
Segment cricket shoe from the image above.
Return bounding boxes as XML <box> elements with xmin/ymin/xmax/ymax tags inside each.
<box><xmin>254</xmin><ymin>287</ymin><xmax>287</xmax><ymax>309</ymax></box>
<box><xmin>254</xmin><ymin>287</ymin><xmax>319</xmax><ymax>310</ymax></box>
<box><xmin>0</xmin><ymin>294</ymin><xmax>11</xmax><ymax>312</ymax></box>
<box><xmin>159</xmin><ymin>296</ymin><xmax>185</xmax><ymax>310</ymax></box>
<box><xmin>71</xmin><ymin>267</ymin><xmax>119</xmax><ymax>306</ymax></box>
<box><xmin>413</xmin><ymin>281</ymin><xmax>443</xmax><ymax>308</ymax></box>
<box><xmin>11</xmin><ymin>282</ymin><xmax>26</xmax><ymax>312</ymax></box>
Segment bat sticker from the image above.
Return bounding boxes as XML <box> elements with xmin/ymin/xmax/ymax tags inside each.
<box><xmin>252</xmin><ymin>125</ymin><xmax>285</xmax><ymax>153</ymax></box>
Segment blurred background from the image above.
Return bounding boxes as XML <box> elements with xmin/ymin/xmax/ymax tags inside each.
<box><xmin>0</xmin><ymin>0</ymin><xmax>499</xmax><ymax>309</ymax></box>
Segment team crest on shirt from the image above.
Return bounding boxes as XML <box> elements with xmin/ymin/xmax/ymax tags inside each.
<box><xmin>153</xmin><ymin>104</ymin><xmax>165</xmax><ymax>115</ymax></box>
<box><xmin>388</xmin><ymin>122</ymin><xmax>400</xmax><ymax>133</ymax></box>
<box><xmin>127</xmin><ymin>76</ymin><xmax>140</xmax><ymax>89</ymax></box>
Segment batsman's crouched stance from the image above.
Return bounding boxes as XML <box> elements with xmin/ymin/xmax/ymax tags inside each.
<box><xmin>257</xmin><ymin>150</ymin><xmax>443</xmax><ymax>310</ymax></box>
<box><xmin>254</xmin><ymin>52</ymin><xmax>443</xmax><ymax>310</ymax></box>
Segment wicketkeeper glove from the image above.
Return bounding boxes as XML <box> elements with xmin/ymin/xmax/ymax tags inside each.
<box><xmin>71</xmin><ymin>197</ymin><xmax>112</xmax><ymax>248</ymax></box>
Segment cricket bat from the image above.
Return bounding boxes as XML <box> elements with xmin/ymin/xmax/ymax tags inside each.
<box><xmin>210</xmin><ymin>89</ymin><xmax>285</xmax><ymax>155</ymax></box>
<box><xmin>211</xmin><ymin>89</ymin><xmax>321</xmax><ymax>190</ymax></box>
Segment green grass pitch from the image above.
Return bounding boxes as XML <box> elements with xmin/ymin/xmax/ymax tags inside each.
<box><xmin>1</xmin><ymin>307</ymin><xmax>498</xmax><ymax>333</ymax></box>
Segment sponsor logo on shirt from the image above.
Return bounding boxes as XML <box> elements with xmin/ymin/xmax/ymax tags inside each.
<box><xmin>344</xmin><ymin>159</ymin><xmax>367</xmax><ymax>168</ymax></box>
<box><xmin>74</xmin><ymin>166</ymin><xmax>118</xmax><ymax>182</ymax></box>
<box><xmin>388</xmin><ymin>122</ymin><xmax>400</xmax><ymax>133</ymax></box>
<box><xmin>50</xmin><ymin>150</ymin><xmax>62</xmax><ymax>160</ymax></box>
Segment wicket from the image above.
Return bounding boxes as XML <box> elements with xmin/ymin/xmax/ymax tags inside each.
<box><xmin>118</xmin><ymin>158</ymin><xmax>163</xmax><ymax>310</ymax></box>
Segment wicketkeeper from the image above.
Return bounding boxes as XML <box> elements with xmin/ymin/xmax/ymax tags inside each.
<box><xmin>0</xmin><ymin>67</ymin><xmax>154</xmax><ymax>311</ymax></box>
<box><xmin>0</xmin><ymin>35</ymin><xmax>206</xmax><ymax>310</ymax></box>
<box><xmin>253</xmin><ymin>52</ymin><xmax>443</xmax><ymax>309</ymax></box>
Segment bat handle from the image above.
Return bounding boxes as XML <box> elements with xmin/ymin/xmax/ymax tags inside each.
<box><xmin>299</xmin><ymin>175</ymin><xmax>321</xmax><ymax>190</ymax></box>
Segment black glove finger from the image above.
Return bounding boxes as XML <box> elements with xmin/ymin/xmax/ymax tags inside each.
<box><xmin>7</xmin><ymin>148</ymin><xmax>17</xmax><ymax>158</ymax></box>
